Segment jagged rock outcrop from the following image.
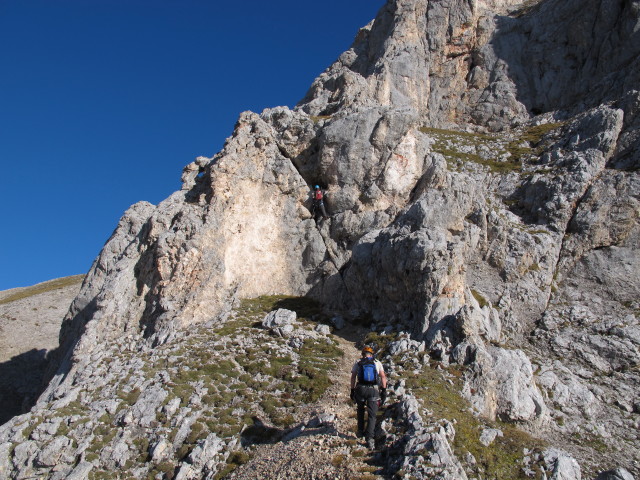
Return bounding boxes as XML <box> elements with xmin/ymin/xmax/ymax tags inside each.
<box><xmin>2</xmin><ymin>0</ymin><xmax>639</xmax><ymax>477</ymax></box>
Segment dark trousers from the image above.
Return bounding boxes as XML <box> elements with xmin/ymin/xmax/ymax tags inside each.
<box><xmin>356</xmin><ymin>384</ymin><xmax>379</xmax><ymax>440</ymax></box>
<box><xmin>313</xmin><ymin>201</ymin><xmax>328</xmax><ymax>218</ymax></box>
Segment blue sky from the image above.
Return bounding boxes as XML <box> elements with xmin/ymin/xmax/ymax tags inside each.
<box><xmin>0</xmin><ymin>0</ymin><xmax>385</xmax><ymax>290</ymax></box>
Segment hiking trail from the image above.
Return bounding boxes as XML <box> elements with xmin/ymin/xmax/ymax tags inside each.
<box><xmin>226</xmin><ymin>326</ymin><xmax>387</xmax><ymax>480</ymax></box>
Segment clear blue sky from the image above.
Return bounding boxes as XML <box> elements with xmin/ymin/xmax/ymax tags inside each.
<box><xmin>0</xmin><ymin>0</ymin><xmax>385</xmax><ymax>290</ymax></box>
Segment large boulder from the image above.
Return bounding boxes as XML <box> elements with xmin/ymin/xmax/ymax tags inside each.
<box><xmin>460</xmin><ymin>345</ymin><xmax>547</xmax><ymax>423</ymax></box>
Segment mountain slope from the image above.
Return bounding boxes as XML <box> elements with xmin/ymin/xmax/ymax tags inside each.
<box><xmin>0</xmin><ymin>275</ymin><xmax>84</xmax><ymax>425</ymax></box>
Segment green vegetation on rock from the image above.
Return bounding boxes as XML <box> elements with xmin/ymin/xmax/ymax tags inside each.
<box><xmin>14</xmin><ymin>294</ymin><xmax>342</xmax><ymax>480</ymax></box>
<box><xmin>405</xmin><ymin>364</ymin><xmax>546</xmax><ymax>479</ymax></box>
<box><xmin>471</xmin><ymin>289</ymin><xmax>490</xmax><ymax>308</ymax></box>
<box><xmin>419</xmin><ymin>123</ymin><xmax>563</xmax><ymax>175</ymax></box>
<box><xmin>0</xmin><ymin>274</ymin><xmax>84</xmax><ymax>305</ymax></box>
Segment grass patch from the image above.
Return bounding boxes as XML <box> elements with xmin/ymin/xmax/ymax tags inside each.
<box><xmin>471</xmin><ymin>289</ymin><xmax>489</xmax><ymax>308</ymax></box>
<box><xmin>147</xmin><ymin>461</ymin><xmax>176</xmax><ymax>480</ymax></box>
<box><xmin>213</xmin><ymin>315</ymin><xmax>257</xmax><ymax>337</ymax></box>
<box><xmin>56</xmin><ymin>400</ymin><xmax>86</xmax><ymax>417</ymax></box>
<box><xmin>124</xmin><ymin>294</ymin><xmax>343</xmax><ymax>464</ymax></box>
<box><xmin>235</xmin><ymin>294</ymin><xmax>323</xmax><ymax>321</ymax></box>
<box><xmin>406</xmin><ymin>365</ymin><xmax>545</xmax><ymax>479</ymax></box>
<box><xmin>528</xmin><ymin>263</ymin><xmax>541</xmax><ymax>272</ymax></box>
<box><xmin>420</xmin><ymin>126</ymin><xmax>522</xmax><ymax>174</ymax></box>
<box><xmin>172</xmin><ymin>383</ymin><xmax>196</xmax><ymax>407</ymax></box>
<box><xmin>332</xmin><ymin>454</ymin><xmax>346</xmax><ymax>467</ymax></box>
<box><xmin>132</xmin><ymin>436</ymin><xmax>150</xmax><ymax>462</ymax></box>
<box><xmin>185</xmin><ymin>421</ymin><xmax>208</xmax><ymax>445</ymax></box>
<box><xmin>362</xmin><ymin>332</ymin><xmax>399</xmax><ymax>358</ymax></box>
<box><xmin>118</xmin><ymin>387</ymin><xmax>141</xmax><ymax>406</ymax></box>
<box><xmin>477</xmin><ymin>157</ymin><xmax>522</xmax><ymax>174</ymax></box>
<box><xmin>570</xmin><ymin>432</ymin><xmax>608</xmax><ymax>453</ymax></box>
<box><xmin>56</xmin><ymin>422</ymin><xmax>70</xmax><ymax>437</ymax></box>
<box><xmin>85</xmin><ymin>452</ymin><xmax>99</xmax><ymax>463</ymax></box>
<box><xmin>359</xmin><ymin>465</ymin><xmax>378</xmax><ymax>473</ymax></box>
<box><xmin>504</xmin><ymin>123</ymin><xmax>564</xmax><ymax>162</ymax></box>
<box><xmin>89</xmin><ymin>471</ymin><xmax>117</xmax><ymax>480</ymax></box>
<box><xmin>419</xmin><ymin>123</ymin><xmax>564</xmax><ymax>175</ymax></box>
<box><xmin>231</xmin><ymin>298</ymin><xmax>342</xmax><ymax>422</ymax></box>
<box><xmin>19</xmin><ymin>417</ymin><xmax>43</xmax><ymax>440</ymax></box>
<box><xmin>310</xmin><ymin>115</ymin><xmax>332</xmax><ymax>123</ymax></box>
<box><xmin>419</xmin><ymin>127</ymin><xmax>494</xmax><ymax>141</ymax></box>
<box><xmin>271</xmin><ymin>412</ymin><xmax>295</xmax><ymax>428</ymax></box>
<box><xmin>73</xmin><ymin>294</ymin><xmax>341</xmax><ymax>476</ymax></box>
<box><xmin>292</xmin><ymin>338</ymin><xmax>343</xmax><ymax>402</ymax></box>
<box><xmin>0</xmin><ymin>274</ymin><xmax>84</xmax><ymax>305</ymax></box>
<box><xmin>511</xmin><ymin>0</ymin><xmax>544</xmax><ymax>17</ymax></box>
<box><xmin>87</xmin><ymin>422</ymin><xmax>119</xmax><ymax>458</ymax></box>
<box><xmin>213</xmin><ymin>450</ymin><xmax>251</xmax><ymax>480</ymax></box>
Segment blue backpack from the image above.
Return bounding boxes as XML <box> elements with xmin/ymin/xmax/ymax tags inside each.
<box><xmin>358</xmin><ymin>357</ymin><xmax>378</xmax><ymax>385</ymax></box>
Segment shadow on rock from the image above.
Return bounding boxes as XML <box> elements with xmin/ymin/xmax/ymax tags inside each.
<box><xmin>240</xmin><ymin>417</ymin><xmax>289</xmax><ymax>446</ymax></box>
<box><xmin>240</xmin><ymin>414</ymin><xmax>338</xmax><ymax>447</ymax></box>
<box><xmin>0</xmin><ymin>348</ymin><xmax>48</xmax><ymax>425</ymax></box>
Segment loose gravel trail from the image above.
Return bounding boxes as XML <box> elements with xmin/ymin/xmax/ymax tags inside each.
<box><xmin>227</xmin><ymin>325</ymin><xmax>387</xmax><ymax>480</ymax></box>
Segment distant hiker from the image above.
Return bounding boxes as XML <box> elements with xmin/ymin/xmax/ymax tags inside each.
<box><xmin>311</xmin><ymin>185</ymin><xmax>329</xmax><ymax>220</ymax></box>
<box><xmin>350</xmin><ymin>346</ymin><xmax>387</xmax><ymax>449</ymax></box>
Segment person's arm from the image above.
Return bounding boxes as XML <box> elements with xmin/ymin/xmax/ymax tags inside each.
<box><xmin>350</xmin><ymin>370</ymin><xmax>358</xmax><ymax>402</ymax></box>
<box><xmin>379</xmin><ymin>369</ymin><xmax>387</xmax><ymax>389</ymax></box>
<box><xmin>375</xmin><ymin>361</ymin><xmax>387</xmax><ymax>388</ymax></box>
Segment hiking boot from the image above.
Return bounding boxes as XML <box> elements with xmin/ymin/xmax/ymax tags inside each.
<box><xmin>366</xmin><ymin>438</ymin><xmax>375</xmax><ymax>450</ymax></box>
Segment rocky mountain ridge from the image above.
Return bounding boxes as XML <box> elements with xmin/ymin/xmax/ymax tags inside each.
<box><xmin>1</xmin><ymin>0</ymin><xmax>638</xmax><ymax>478</ymax></box>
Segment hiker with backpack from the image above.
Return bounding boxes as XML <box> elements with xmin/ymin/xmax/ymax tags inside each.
<box><xmin>311</xmin><ymin>184</ymin><xmax>329</xmax><ymax>220</ymax></box>
<box><xmin>350</xmin><ymin>346</ymin><xmax>387</xmax><ymax>449</ymax></box>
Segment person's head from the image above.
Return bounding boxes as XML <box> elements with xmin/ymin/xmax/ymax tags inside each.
<box><xmin>314</xmin><ymin>185</ymin><xmax>320</xmax><ymax>189</ymax></box>
<box><xmin>361</xmin><ymin>346</ymin><xmax>374</xmax><ymax>357</ymax></box>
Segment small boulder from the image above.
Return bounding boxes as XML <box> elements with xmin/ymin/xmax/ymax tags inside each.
<box><xmin>34</xmin><ymin>436</ymin><xmax>72</xmax><ymax>468</ymax></box>
<box><xmin>306</xmin><ymin>413</ymin><xmax>336</xmax><ymax>428</ymax></box>
<box><xmin>262</xmin><ymin>309</ymin><xmax>297</xmax><ymax>337</ymax></box>
<box><xmin>595</xmin><ymin>468</ymin><xmax>635</xmax><ymax>480</ymax></box>
<box><xmin>187</xmin><ymin>433</ymin><xmax>224</xmax><ymax>469</ymax></box>
<box><xmin>262</xmin><ymin>309</ymin><xmax>297</xmax><ymax>329</ymax></box>
<box><xmin>150</xmin><ymin>438</ymin><xmax>172</xmax><ymax>462</ymax></box>
<box><xmin>330</xmin><ymin>315</ymin><xmax>345</xmax><ymax>330</ymax></box>
<box><xmin>543</xmin><ymin>448</ymin><xmax>581</xmax><ymax>480</ymax></box>
<box><xmin>288</xmin><ymin>336</ymin><xmax>304</xmax><ymax>349</ymax></box>
<box><xmin>65</xmin><ymin>462</ymin><xmax>94</xmax><ymax>480</ymax></box>
<box><xmin>315</xmin><ymin>324</ymin><xmax>331</xmax><ymax>335</ymax></box>
<box><xmin>479</xmin><ymin>427</ymin><xmax>503</xmax><ymax>447</ymax></box>
<box><xmin>281</xmin><ymin>424</ymin><xmax>305</xmax><ymax>442</ymax></box>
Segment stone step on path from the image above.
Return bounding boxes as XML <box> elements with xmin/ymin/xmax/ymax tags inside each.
<box><xmin>226</xmin><ymin>326</ymin><xmax>386</xmax><ymax>480</ymax></box>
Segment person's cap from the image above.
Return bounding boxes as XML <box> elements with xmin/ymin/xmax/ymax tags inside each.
<box><xmin>314</xmin><ymin>185</ymin><xmax>319</xmax><ymax>189</ymax></box>
<box><xmin>362</xmin><ymin>346</ymin><xmax>374</xmax><ymax>355</ymax></box>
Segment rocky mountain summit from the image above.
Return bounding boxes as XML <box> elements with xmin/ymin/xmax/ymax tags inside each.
<box><xmin>1</xmin><ymin>0</ymin><xmax>639</xmax><ymax>478</ymax></box>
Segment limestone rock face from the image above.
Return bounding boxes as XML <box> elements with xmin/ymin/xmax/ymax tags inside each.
<box><xmin>43</xmin><ymin>109</ymin><xmax>328</xmax><ymax>399</ymax></box>
<box><xmin>463</xmin><ymin>345</ymin><xmax>547</xmax><ymax>423</ymax></box>
<box><xmin>2</xmin><ymin>0</ymin><xmax>640</xmax><ymax>477</ymax></box>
